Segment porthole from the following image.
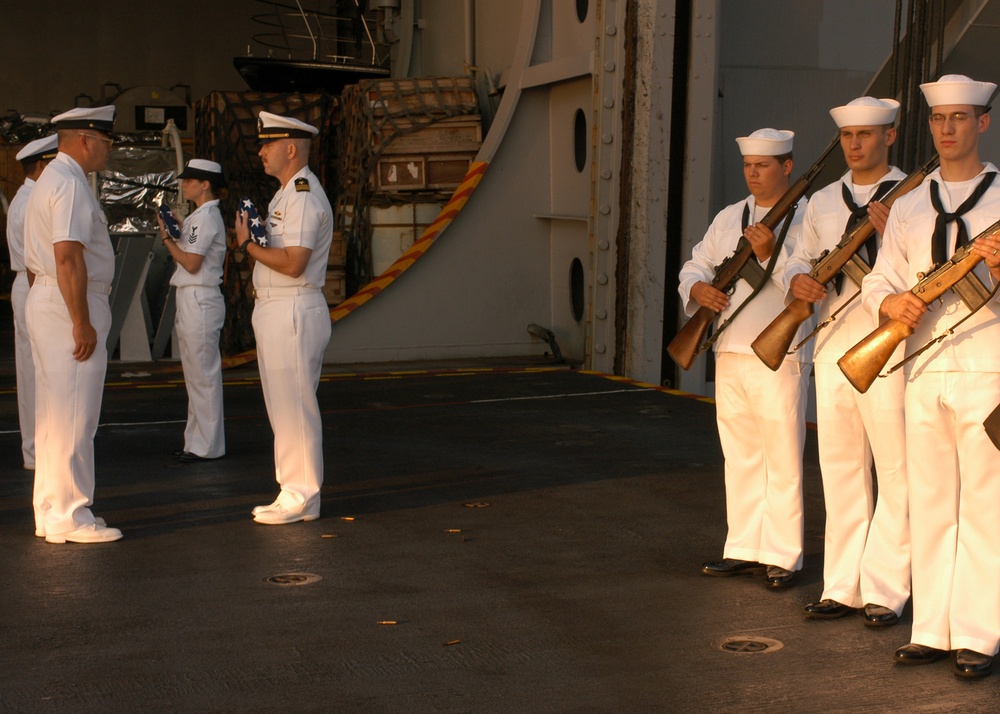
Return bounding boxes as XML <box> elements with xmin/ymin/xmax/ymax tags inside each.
<box><xmin>576</xmin><ymin>0</ymin><xmax>589</xmax><ymax>23</ymax></box>
<box><xmin>570</xmin><ymin>258</ymin><xmax>585</xmax><ymax>322</ymax></box>
<box><xmin>573</xmin><ymin>108</ymin><xmax>587</xmax><ymax>173</ymax></box>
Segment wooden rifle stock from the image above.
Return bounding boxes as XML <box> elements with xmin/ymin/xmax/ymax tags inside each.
<box><xmin>668</xmin><ymin>243</ymin><xmax>754</xmax><ymax>370</ymax></box>
<box><xmin>751</xmin><ymin>156</ymin><xmax>940</xmax><ymax>371</ymax></box>
<box><xmin>836</xmin><ymin>321</ymin><xmax>913</xmax><ymax>393</ymax></box>
<box><xmin>668</xmin><ymin>137</ymin><xmax>839</xmax><ymax>370</ymax></box>
<box><xmin>837</xmin><ymin>217</ymin><xmax>1000</xmax><ymax>393</ymax></box>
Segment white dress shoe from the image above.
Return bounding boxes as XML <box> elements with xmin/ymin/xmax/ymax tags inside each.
<box><xmin>252</xmin><ymin>504</ymin><xmax>319</xmax><ymax>525</ymax></box>
<box><xmin>36</xmin><ymin>516</ymin><xmax>106</xmax><ymax>538</ymax></box>
<box><xmin>45</xmin><ymin>522</ymin><xmax>123</xmax><ymax>544</ymax></box>
<box><xmin>251</xmin><ymin>500</ymin><xmax>281</xmax><ymax>516</ymax></box>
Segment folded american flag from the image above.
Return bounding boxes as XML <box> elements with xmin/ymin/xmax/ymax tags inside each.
<box><xmin>159</xmin><ymin>204</ymin><xmax>181</xmax><ymax>241</ymax></box>
<box><xmin>240</xmin><ymin>197</ymin><xmax>269</xmax><ymax>247</ymax></box>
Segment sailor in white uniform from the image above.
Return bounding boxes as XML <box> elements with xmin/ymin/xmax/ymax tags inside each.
<box><xmin>862</xmin><ymin>75</ymin><xmax>1000</xmax><ymax>678</ymax></box>
<box><xmin>785</xmin><ymin>97</ymin><xmax>911</xmax><ymax>627</ymax></box>
<box><xmin>6</xmin><ymin>134</ymin><xmax>58</xmax><ymax>471</ymax></box>
<box><xmin>679</xmin><ymin>129</ymin><xmax>811</xmax><ymax>588</ymax></box>
<box><xmin>23</xmin><ymin>105</ymin><xmax>122</xmax><ymax>544</ymax></box>
<box><xmin>159</xmin><ymin>159</ymin><xmax>228</xmax><ymax>462</ymax></box>
<box><xmin>235</xmin><ymin>111</ymin><xmax>333</xmax><ymax>525</ymax></box>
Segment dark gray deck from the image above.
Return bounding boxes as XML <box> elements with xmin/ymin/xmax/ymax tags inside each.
<box><xmin>1</xmin><ymin>347</ymin><xmax>998</xmax><ymax>712</ymax></box>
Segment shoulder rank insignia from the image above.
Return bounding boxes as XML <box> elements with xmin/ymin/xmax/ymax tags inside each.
<box><xmin>294</xmin><ymin>177</ymin><xmax>310</xmax><ymax>192</ymax></box>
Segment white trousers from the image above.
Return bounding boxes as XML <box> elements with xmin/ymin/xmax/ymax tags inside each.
<box><xmin>12</xmin><ymin>271</ymin><xmax>35</xmax><ymax>469</ymax></box>
<box><xmin>176</xmin><ymin>286</ymin><xmax>226</xmax><ymax>458</ymax></box>
<box><xmin>715</xmin><ymin>352</ymin><xmax>808</xmax><ymax>571</ymax></box>
<box><xmin>814</xmin><ymin>362</ymin><xmax>910</xmax><ymax>612</ymax></box>
<box><xmin>26</xmin><ymin>283</ymin><xmax>111</xmax><ymax>535</ymax></box>
<box><xmin>252</xmin><ymin>292</ymin><xmax>331</xmax><ymax>515</ymax></box>
<box><xmin>906</xmin><ymin>372</ymin><xmax>1000</xmax><ymax>655</ymax></box>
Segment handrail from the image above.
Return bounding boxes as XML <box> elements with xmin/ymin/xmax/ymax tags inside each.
<box><xmin>244</xmin><ymin>0</ymin><xmax>389</xmax><ymax>67</ymax></box>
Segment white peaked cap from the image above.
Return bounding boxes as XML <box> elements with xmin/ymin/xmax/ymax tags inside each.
<box><xmin>51</xmin><ymin>105</ymin><xmax>116</xmax><ymax>134</ymax></box>
<box><xmin>15</xmin><ymin>134</ymin><xmax>59</xmax><ymax>162</ymax></box>
<box><xmin>920</xmin><ymin>74</ymin><xmax>996</xmax><ymax>108</ymax></box>
<box><xmin>735</xmin><ymin>128</ymin><xmax>794</xmax><ymax>156</ymax></box>
<box><xmin>257</xmin><ymin>110</ymin><xmax>320</xmax><ymax>143</ymax></box>
<box><xmin>829</xmin><ymin>97</ymin><xmax>900</xmax><ymax>128</ymax></box>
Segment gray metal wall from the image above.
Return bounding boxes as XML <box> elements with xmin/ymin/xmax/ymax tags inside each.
<box><xmin>0</xmin><ymin>2</ymin><xmax>260</xmax><ymax>115</ymax></box>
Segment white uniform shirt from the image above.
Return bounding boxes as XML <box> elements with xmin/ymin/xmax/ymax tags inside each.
<box><xmin>169</xmin><ymin>199</ymin><xmax>226</xmax><ymax>288</ymax></box>
<box><xmin>678</xmin><ymin>195</ymin><xmax>811</xmax><ymax>362</ymax></box>
<box><xmin>862</xmin><ymin>164</ymin><xmax>1000</xmax><ymax>374</ymax></box>
<box><xmin>252</xmin><ymin>166</ymin><xmax>333</xmax><ymax>290</ymax></box>
<box><xmin>6</xmin><ymin>178</ymin><xmax>34</xmax><ymax>272</ymax></box>
<box><xmin>785</xmin><ymin>168</ymin><xmax>908</xmax><ymax>364</ymax></box>
<box><xmin>24</xmin><ymin>152</ymin><xmax>115</xmax><ymax>285</ymax></box>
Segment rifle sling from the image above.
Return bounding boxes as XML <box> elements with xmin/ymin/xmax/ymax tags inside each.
<box><xmin>792</xmin><ymin>249</ymin><xmax>887</xmax><ymax>354</ymax></box>
<box><xmin>791</xmin><ymin>289</ymin><xmax>860</xmax><ymax>354</ymax></box>
<box><xmin>702</xmin><ymin>205</ymin><xmax>798</xmax><ymax>352</ymax></box>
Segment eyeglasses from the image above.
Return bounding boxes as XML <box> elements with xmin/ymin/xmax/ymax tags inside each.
<box><xmin>77</xmin><ymin>131</ymin><xmax>115</xmax><ymax>146</ymax></box>
<box><xmin>928</xmin><ymin>112</ymin><xmax>977</xmax><ymax>126</ymax></box>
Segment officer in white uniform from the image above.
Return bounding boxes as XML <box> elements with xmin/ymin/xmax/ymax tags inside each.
<box><xmin>235</xmin><ymin>111</ymin><xmax>333</xmax><ymax>525</ymax></box>
<box><xmin>6</xmin><ymin>134</ymin><xmax>58</xmax><ymax>471</ymax></box>
<box><xmin>785</xmin><ymin>98</ymin><xmax>911</xmax><ymax>626</ymax></box>
<box><xmin>159</xmin><ymin>159</ymin><xmax>228</xmax><ymax>462</ymax></box>
<box><xmin>862</xmin><ymin>75</ymin><xmax>1000</xmax><ymax>678</ymax></box>
<box><xmin>24</xmin><ymin>105</ymin><xmax>122</xmax><ymax>544</ymax></box>
<box><xmin>679</xmin><ymin>129</ymin><xmax>811</xmax><ymax>588</ymax></box>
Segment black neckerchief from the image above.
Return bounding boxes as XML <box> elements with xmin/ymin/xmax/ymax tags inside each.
<box><xmin>929</xmin><ymin>172</ymin><xmax>996</xmax><ymax>265</ymax></box>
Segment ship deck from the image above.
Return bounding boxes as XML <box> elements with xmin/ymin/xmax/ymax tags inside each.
<box><xmin>1</xmin><ymin>344</ymin><xmax>997</xmax><ymax>712</ymax></box>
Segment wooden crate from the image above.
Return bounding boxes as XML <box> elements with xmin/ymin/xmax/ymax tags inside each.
<box><xmin>374</xmin><ymin>153</ymin><xmax>474</xmax><ymax>192</ymax></box>
<box><xmin>375</xmin><ymin>116</ymin><xmax>482</xmax><ymax>154</ymax></box>
<box><xmin>322</xmin><ymin>268</ymin><xmax>346</xmax><ymax>305</ymax></box>
<box><xmin>365</xmin><ymin>77</ymin><xmax>477</xmax><ymax>117</ymax></box>
<box><xmin>328</xmin><ymin>230</ymin><xmax>346</xmax><ymax>268</ymax></box>
<box><xmin>0</xmin><ymin>143</ymin><xmax>26</xmax><ymax>203</ymax></box>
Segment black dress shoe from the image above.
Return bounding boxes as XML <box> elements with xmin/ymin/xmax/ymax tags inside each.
<box><xmin>765</xmin><ymin>565</ymin><xmax>795</xmax><ymax>589</ymax></box>
<box><xmin>894</xmin><ymin>643</ymin><xmax>948</xmax><ymax>665</ymax></box>
<box><xmin>701</xmin><ymin>558</ymin><xmax>761</xmax><ymax>577</ymax></box>
<box><xmin>863</xmin><ymin>604</ymin><xmax>899</xmax><ymax>628</ymax></box>
<box><xmin>175</xmin><ymin>451</ymin><xmax>221</xmax><ymax>463</ymax></box>
<box><xmin>955</xmin><ymin>649</ymin><xmax>994</xmax><ymax>679</ymax></box>
<box><xmin>805</xmin><ymin>599</ymin><xmax>852</xmax><ymax>619</ymax></box>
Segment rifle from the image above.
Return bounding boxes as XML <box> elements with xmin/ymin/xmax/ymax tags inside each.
<box><xmin>751</xmin><ymin>156</ymin><xmax>940</xmax><ymax>370</ymax></box>
<box><xmin>837</xmin><ymin>218</ymin><xmax>1000</xmax><ymax>393</ymax></box>
<box><xmin>667</xmin><ymin>137</ymin><xmax>839</xmax><ymax>370</ymax></box>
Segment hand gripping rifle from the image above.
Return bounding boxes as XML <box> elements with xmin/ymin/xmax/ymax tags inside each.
<box><xmin>837</xmin><ymin>218</ymin><xmax>1000</xmax><ymax>393</ymax></box>
<box><xmin>751</xmin><ymin>156</ymin><xmax>940</xmax><ymax>370</ymax></box>
<box><xmin>667</xmin><ymin>137</ymin><xmax>839</xmax><ymax>370</ymax></box>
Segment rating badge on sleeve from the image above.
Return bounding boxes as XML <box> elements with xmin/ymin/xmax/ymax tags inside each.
<box><xmin>240</xmin><ymin>197</ymin><xmax>269</xmax><ymax>247</ymax></box>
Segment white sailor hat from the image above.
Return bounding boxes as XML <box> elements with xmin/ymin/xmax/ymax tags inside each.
<box><xmin>178</xmin><ymin>158</ymin><xmax>227</xmax><ymax>187</ymax></box>
<box><xmin>51</xmin><ymin>105</ymin><xmax>116</xmax><ymax>135</ymax></box>
<box><xmin>257</xmin><ymin>111</ymin><xmax>320</xmax><ymax>143</ymax></box>
<box><xmin>829</xmin><ymin>96</ymin><xmax>900</xmax><ymax>128</ymax></box>
<box><xmin>735</xmin><ymin>128</ymin><xmax>794</xmax><ymax>156</ymax></box>
<box><xmin>920</xmin><ymin>74</ymin><xmax>996</xmax><ymax>108</ymax></box>
<box><xmin>15</xmin><ymin>134</ymin><xmax>59</xmax><ymax>163</ymax></box>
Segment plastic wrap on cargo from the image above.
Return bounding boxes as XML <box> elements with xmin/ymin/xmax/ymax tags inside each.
<box><xmin>0</xmin><ymin>112</ymin><xmax>53</xmax><ymax>145</ymax></box>
<box><xmin>99</xmin><ymin>144</ymin><xmax>183</xmax><ymax>233</ymax></box>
